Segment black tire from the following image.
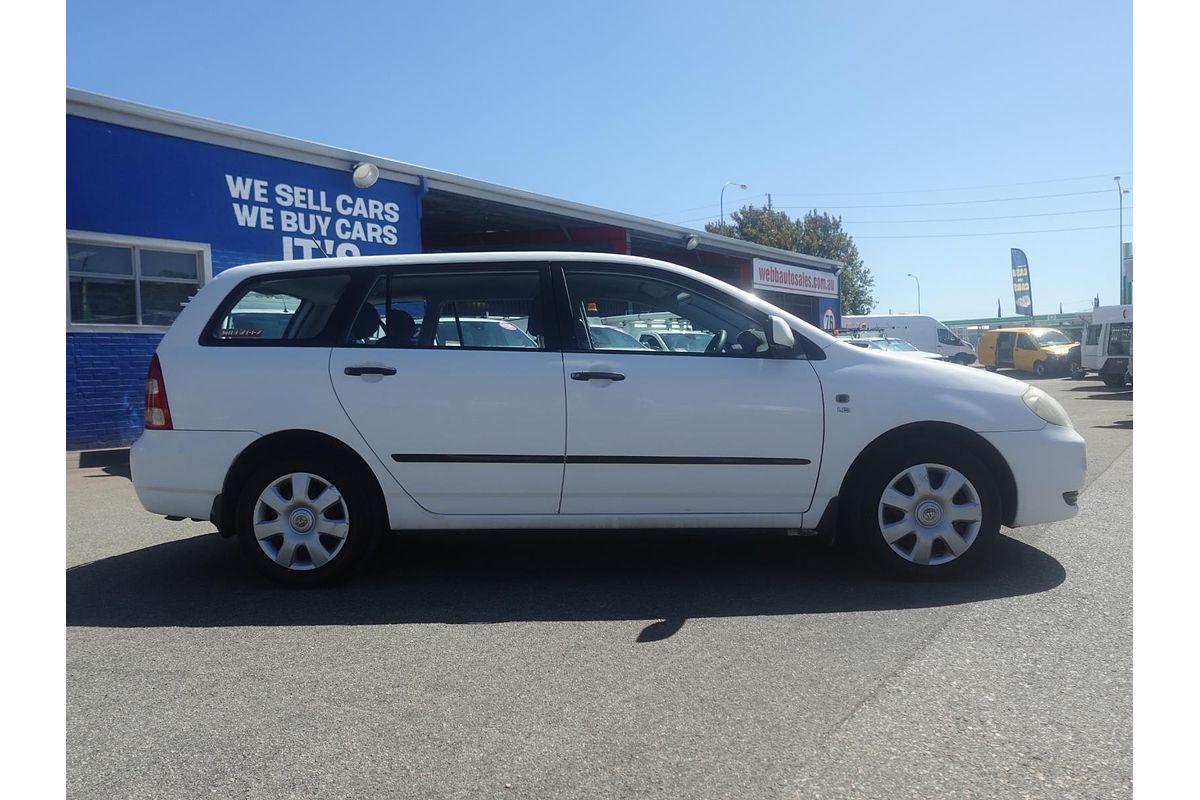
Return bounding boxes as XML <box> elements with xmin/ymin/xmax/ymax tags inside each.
<box><xmin>847</xmin><ymin>439</ymin><xmax>1002</xmax><ymax>580</ymax></box>
<box><xmin>1070</xmin><ymin>362</ymin><xmax>1086</xmax><ymax>380</ymax></box>
<box><xmin>1102</xmin><ymin>372</ymin><xmax>1127</xmax><ymax>388</ymax></box>
<box><xmin>1033</xmin><ymin>360</ymin><xmax>1047</xmax><ymax>377</ymax></box>
<box><xmin>984</xmin><ymin>365</ymin><xmax>998</xmax><ymax>373</ymax></box>
<box><xmin>235</xmin><ymin>454</ymin><xmax>381</xmax><ymax>586</ymax></box>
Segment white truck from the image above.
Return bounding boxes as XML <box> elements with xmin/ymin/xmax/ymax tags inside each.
<box><xmin>1080</xmin><ymin>305</ymin><xmax>1132</xmax><ymax>386</ymax></box>
<box><xmin>841</xmin><ymin>314</ymin><xmax>977</xmax><ymax>365</ymax></box>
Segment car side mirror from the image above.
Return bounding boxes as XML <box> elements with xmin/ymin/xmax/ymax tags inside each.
<box><xmin>765</xmin><ymin>315</ymin><xmax>795</xmax><ymax>354</ymax></box>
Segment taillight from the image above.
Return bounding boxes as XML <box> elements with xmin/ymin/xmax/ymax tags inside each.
<box><xmin>144</xmin><ymin>353</ymin><xmax>173</xmax><ymax>430</ymax></box>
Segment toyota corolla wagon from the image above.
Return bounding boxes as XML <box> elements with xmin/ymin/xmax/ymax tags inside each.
<box><xmin>131</xmin><ymin>252</ymin><xmax>1086</xmax><ymax>585</ymax></box>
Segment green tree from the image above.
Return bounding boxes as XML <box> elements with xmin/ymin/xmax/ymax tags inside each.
<box><xmin>706</xmin><ymin>206</ymin><xmax>876</xmax><ymax>315</ymax></box>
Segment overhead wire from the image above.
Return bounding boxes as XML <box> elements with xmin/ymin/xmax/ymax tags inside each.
<box><xmin>841</xmin><ymin>206</ymin><xmax>1132</xmax><ymax>225</ymax></box>
<box><xmin>648</xmin><ymin>170</ymin><xmax>1131</xmax><ymax>219</ymax></box>
<box><xmin>854</xmin><ymin>223</ymin><xmax>1128</xmax><ymax>240</ymax></box>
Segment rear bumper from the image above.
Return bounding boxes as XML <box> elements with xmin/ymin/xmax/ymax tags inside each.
<box><xmin>980</xmin><ymin>426</ymin><xmax>1087</xmax><ymax>527</ymax></box>
<box><xmin>131</xmin><ymin>429</ymin><xmax>258</xmax><ymax>521</ymax></box>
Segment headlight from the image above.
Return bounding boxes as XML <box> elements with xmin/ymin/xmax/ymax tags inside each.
<box><xmin>1022</xmin><ymin>386</ymin><xmax>1074</xmax><ymax>429</ymax></box>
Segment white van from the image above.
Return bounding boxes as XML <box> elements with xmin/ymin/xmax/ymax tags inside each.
<box><xmin>1080</xmin><ymin>305</ymin><xmax>1132</xmax><ymax>387</ymax></box>
<box><xmin>841</xmin><ymin>314</ymin><xmax>976</xmax><ymax>365</ymax></box>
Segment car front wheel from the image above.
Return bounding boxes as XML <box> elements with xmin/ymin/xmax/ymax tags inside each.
<box><xmin>235</xmin><ymin>457</ymin><xmax>379</xmax><ymax>586</ymax></box>
<box><xmin>851</xmin><ymin>441</ymin><xmax>1001</xmax><ymax>579</ymax></box>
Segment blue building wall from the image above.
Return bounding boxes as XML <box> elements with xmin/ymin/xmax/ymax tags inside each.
<box><xmin>66</xmin><ymin>332</ymin><xmax>163</xmax><ymax>450</ymax></box>
<box><xmin>67</xmin><ymin>115</ymin><xmax>423</xmax><ymax>449</ymax></box>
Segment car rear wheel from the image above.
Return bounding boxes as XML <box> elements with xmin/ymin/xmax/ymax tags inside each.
<box><xmin>235</xmin><ymin>457</ymin><xmax>379</xmax><ymax>586</ymax></box>
<box><xmin>850</xmin><ymin>441</ymin><xmax>1001</xmax><ymax>579</ymax></box>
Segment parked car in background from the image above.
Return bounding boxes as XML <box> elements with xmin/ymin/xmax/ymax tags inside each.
<box><xmin>841</xmin><ymin>313</ymin><xmax>976</xmax><ymax>364</ymax></box>
<box><xmin>977</xmin><ymin>327</ymin><xmax>1078</xmax><ymax>377</ymax></box>
<box><xmin>435</xmin><ymin>318</ymin><xmax>538</xmax><ymax>348</ymax></box>
<box><xmin>587</xmin><ymin>324</ymin><xmax>648</xmax><ymax>350</ymax></box>
<box><xmin>132</xmin><ymin>252</ymin><xmax>1085</xmax><ymax>586</ymax></box>
<box><xmin>837</xmin><ymin>334</ymin><xmax>948</xmax><ymax>361</ymax></box>
<box><xmin>1080</xmin><ymin>305</ymin><xmax>1132</xmax><ymax>387</ymax></box>
<box><xmin>639</xmin><ymin>330</ymin><xmax>716</xmax><ymax>352</ymax></box>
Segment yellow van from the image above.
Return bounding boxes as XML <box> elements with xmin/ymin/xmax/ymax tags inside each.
<box><xmin>978</xmin><ymin>327</ymin><xmax>1077</xmax><ymax>377</ymax></box>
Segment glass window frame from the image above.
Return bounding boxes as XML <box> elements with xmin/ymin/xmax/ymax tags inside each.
<box><xmin>937</xmin><ymin>328</ymin><xmax>961</xmax><ymax>345</ymax></box>
<box><xmin>556</xmin><ymin>263</ymin><xmax>799</xmax><ymax>360</ymax></box>
<box><xmin>1107</xmin><ymin>322</ymin><xmax>1132</xmax><ymax>356</ymax></box>
<box><xmin>337</xmin><ymin>262</ymin><xmax>559</xmax><ymax>353</ymax></box>
<box><xmin>201</xmin><ymin>267</ymin><xmax>363</xmax><ymax>348</ymax></box>
<box><xmin>67</xmin><ymin>231</ymin><xmax>211</xmax><ymax>333</ymax></box>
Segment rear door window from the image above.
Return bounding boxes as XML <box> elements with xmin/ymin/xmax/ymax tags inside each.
<box><xmin>1107</xmin><ymin>322</ymin><xmax>1131</xmax><ymax>356</ymax></box>
<box><xmin>344</xmin><ymin>269</ymin><xmax>548</xmax><ymax>350</ymax></box>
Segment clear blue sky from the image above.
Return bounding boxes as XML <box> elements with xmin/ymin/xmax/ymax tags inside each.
<box><xmin>66</xmin><ymin>0</ymin><xmax>1131</xmax><ymax>321</ymax></box>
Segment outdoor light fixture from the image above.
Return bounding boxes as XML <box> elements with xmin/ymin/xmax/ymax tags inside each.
<box><xmin>720</xmin><ymin>181</ymin><xmax>748</xmax><ymax>225</ymax></box>
<box><xmin>352</xmin><ymin>161</ymin><xmax>380</xmax><ymax>189</ymax></box>
<box><xmin>684</xmin><ymin>234</ymin><xmax>700</xmax><ymax>250</ymax></box>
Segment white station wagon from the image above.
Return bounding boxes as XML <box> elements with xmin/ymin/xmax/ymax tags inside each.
<box><xmin>131</xmin><ymin>252</ymin><xmax>1086</xmax><ymax>585</ymax></box>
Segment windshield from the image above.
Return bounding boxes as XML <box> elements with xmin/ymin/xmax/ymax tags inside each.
<box><xmin>1032</xmin><ymin>330</ymin><xmax>1072</xmax><ymax>346</ymax></box>
<box><xmin>881</xmin><ymin>339</ymin><xmax>919</xmax><ymax>351</ymax></box>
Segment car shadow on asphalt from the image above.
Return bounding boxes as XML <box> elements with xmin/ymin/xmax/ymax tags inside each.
<box><xmin>66</xmin><ymin>529</ymin><xmax>1066</xmax><ymax>639</ymax></box>
<box><xmin>76</xmin><ymin>449</ymin><xmax>132</xmax><ymax>480</ymax></box>
<box><xmin>1064</xmin><ymin>385</ymin><xmax>1133</xmax><ymax>401</ymax></box>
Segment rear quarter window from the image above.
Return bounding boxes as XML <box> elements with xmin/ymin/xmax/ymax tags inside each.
<box><xmin>208</xmin><ymin>273</ymin><xmax>351</xmax><ymax>344</ymax></box>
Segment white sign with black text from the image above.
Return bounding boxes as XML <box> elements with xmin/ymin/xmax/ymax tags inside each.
<box><xmin>752</xmin><ymin>258</ymin><xmax>839</xmax><ymax>298</ymax></box>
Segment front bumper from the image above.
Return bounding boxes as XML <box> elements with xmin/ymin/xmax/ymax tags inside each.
<box><xmin>980</xmin><ymin>425</ymin><xmax>1087</xmax><ymax>527</ymax></box>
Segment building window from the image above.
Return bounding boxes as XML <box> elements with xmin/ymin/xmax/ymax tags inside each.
<box><xmin>67</xmin><ymin>232</ymin><xmax>210</xmax><ymax>329</ymax></box>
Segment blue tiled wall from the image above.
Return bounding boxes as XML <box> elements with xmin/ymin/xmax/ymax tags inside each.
<box><xmin>67</xmin><ymin>332</ymin><xmax>163</xmax><ymax>450</ymax></box>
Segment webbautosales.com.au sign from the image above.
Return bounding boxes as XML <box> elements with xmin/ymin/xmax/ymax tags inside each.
<box><xmin>751</xmin><ymin>258</ymin><xmax>839</xmax><ymax>298</ymax></box>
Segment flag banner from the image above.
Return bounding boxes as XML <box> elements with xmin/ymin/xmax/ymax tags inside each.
<box><xmin>1010</xmin><ymin>248</ymin><xmax>1034</xmax><ymax>317</ymax></box>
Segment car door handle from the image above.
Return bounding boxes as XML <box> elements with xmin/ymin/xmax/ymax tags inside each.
<box><xmin>570</xmin><ymin>371</ymin><xmax>626</xmax><ymax>382</ymax></box>
<box><xmin>344</xmin><ymin>366</ymin><xmax>397</xmax><ymax>376</ymax></box>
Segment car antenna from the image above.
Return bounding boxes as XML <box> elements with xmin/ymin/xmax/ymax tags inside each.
<box><xmin>310</xmin><ymin>235</ymin><xmax>332</xmax><ymax>258</ymax></box>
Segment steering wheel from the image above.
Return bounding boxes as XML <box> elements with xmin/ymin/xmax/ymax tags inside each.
<box><xmin>704</xmin><ymin>329</ymin><xmax>728</xmax><ymax>354</ymax></box>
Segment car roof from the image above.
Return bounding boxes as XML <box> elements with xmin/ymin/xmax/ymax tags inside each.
<box><xmin>216</xmin><ymin>251</ymin><xmax>712</xmax><ymax>282</ymax></box>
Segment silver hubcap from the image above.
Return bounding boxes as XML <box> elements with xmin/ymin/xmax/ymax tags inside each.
<box><xmin>253</xmin><ymin>472</ymin><xmax>349</xmax><ymax>571</ymax></box>
<box><xmin>877</xmin><ymin>463</ymin><xmax>983</xmax><ymax>566</ymax></box>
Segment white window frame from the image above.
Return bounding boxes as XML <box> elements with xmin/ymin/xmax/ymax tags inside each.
<box><xmin>67</xmin><ymin>230</ymin><xmax>213</xmax><ymax>333</ymax></box>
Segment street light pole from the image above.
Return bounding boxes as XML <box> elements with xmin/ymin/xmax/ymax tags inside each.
<box><xmin>1114</xmin><ymin>176</ymin><xmax>1131</xmax><ymax>303</ymax></box>
<box><xmin>1114</xmin><ymin>176</ymin><xmax>1129</xmax><ymax>279</ymax></box>
<box><xmin>906</xmin><ymin>273</ymin><xmax>921</xmax><ymax>314</ymax></box>
<box><xmin>720</xmin><ymin>181</ymin><xmax>747</xmax><ymax>226</ymax></box>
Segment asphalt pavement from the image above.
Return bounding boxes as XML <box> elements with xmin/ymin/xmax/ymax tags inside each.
<box><xmin>66</xmin><ymin>370</ymin><xmax>1132</xmax><ymax>799</ymax></box>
